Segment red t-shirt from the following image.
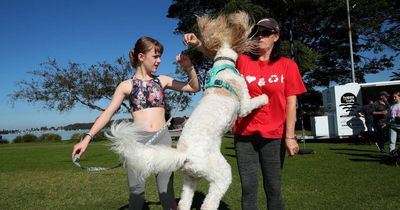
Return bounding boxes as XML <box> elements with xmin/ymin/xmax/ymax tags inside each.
<box><xmin>232</xmin><ymin>54</ymin><xmax>307</xmax><ymax>138</ymax></box>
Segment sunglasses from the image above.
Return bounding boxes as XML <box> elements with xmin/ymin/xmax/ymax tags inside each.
<box><xmin>255</xmin><ymin>30</ymin><xmax>276</xmax><ymax>37</ymax></box>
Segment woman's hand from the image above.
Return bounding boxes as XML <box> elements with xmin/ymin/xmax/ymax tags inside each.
<box><xmin>285</xmin><ymin>138</ymin><xmax>299</xmax><ymax>156</ymax></box>
<box><xmin>183</xmin><ymin>33</ymin><xmax>201</xmax><ymax>47</ymax></box>
<box><xmin>176</xmin><ymin>53</ymin><xmax>193</xmax><ymax>70</ymax></box>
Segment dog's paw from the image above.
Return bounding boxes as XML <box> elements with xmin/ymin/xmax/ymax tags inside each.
<box><xmin>238</xmin><ymin>108</ymin><xmax>251</xmax><ymax>117</ymax></box>
<box><xmin>238</xmin><ymin>112</ymin><xmax>249</xmax><ymax>117</ymax></box>
<box><xmin>260</xmin><ymin>94</ymin><xmax>269</xmax><ymax>105</ymax></box>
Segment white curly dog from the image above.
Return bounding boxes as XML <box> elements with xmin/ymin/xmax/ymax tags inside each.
<box><xmin>108</xmin><ymin>11</ymin><xmax>269</xmax><ymax>210</ymax></box>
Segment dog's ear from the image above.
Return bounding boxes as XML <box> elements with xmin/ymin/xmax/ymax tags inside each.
<box><xmin>196</xmin><ymin>15</ymin><xmax>215</xmax><ymax>58</ymax></box>
<box><xmin>227</xmin><ymin>11</ymin><xmax>256</xmax><ymax>54</ymax></box>
<box><xmin>196</xmin><ymin>13</ymin><xmax>228</xmax><ymax>58</ymax></box>
<box><xmin>196</xmin><ymin>11</ymin><xmax>256</xmax><ymax>57</ymax></box>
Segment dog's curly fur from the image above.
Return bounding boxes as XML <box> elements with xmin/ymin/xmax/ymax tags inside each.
<box><xmin>107</xmin><ymin>11</ymin><xmax>269</xmax><ymax>210</ymax></box>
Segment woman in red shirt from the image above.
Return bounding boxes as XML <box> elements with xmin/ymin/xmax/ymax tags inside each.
<box><xmin>232</xmin><ymin>18</ymin><xmax>306</xmax><ymax>210</ymax></box>
<box><xmin>184</xmin><ymin>17</ymin><xmax>306</xmax><ymax>210</ymax></box>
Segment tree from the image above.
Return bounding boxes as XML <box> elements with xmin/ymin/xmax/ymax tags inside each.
<box><xmin>167</xmin><ymin>0</ymin><xmax>399</xmax><ymax>88</ymax></box>
<box><xmin>10</xmin><ymin>57</ymin><xmax>194</xmax><ymax>118</ymax></box>
<box><xmin>391</xmin><ymin>72</ymin><xmax>400</xmax><ymax>81</ymax></box>
<box><xmin>10</xmin><ymin>58</ymin><xmax>131</xmax><ymax>112</ymax></box>
<box><xmin>167</xmin><ymin>0</ymin><xmax>398</xmax><ymax>130</ymax></box>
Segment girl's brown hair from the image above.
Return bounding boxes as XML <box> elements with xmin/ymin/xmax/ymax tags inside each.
<box><xmin>129</xmin><ymin>36</ymin><xmax>164</xmax><ymax>68</ymax></box>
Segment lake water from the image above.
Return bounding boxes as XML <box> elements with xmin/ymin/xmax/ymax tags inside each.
<box><xmin>1</xmin><ymin>129</ymin><xmax>90</xmax><ymax>142</ymax></box>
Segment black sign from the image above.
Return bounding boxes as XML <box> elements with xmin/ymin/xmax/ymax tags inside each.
<box><xmin>339</xmin><ymin>93</ymin><xmax>360</xmax><ymax>113</ymax></box>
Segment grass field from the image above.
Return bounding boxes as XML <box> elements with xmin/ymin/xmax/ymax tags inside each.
<box><xmin>1</xmin><ymin>137</ymin><xmax>399</xmax><ymax>210</ymax></box>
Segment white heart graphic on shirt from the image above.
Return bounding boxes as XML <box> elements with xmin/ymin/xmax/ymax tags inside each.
<box><xmin>246</xmin><ymin>76</ymin><xmax>256</xmax><ymax>83</ymax></box>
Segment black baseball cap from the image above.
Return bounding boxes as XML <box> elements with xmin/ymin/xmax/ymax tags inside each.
<box><xmin>256</xmin><ymin>18</ymin><xmax>280</xmax><ymax>33</ymax></box>
<box><xmin>379</xmin><ymin>91</ymin><xmax>390</xmax><ymax>97</ymax></box>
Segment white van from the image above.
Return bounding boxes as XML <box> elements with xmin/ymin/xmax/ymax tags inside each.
<box><xmin>311</xmin><ymin>80</ymin><xmax>400</xmax><ymax>138</ymax></box>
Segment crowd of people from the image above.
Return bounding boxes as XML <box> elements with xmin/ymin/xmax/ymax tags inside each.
<box><xmin>358</xmin><ymin>91</ymin><xmax>400</xmax><ymax>156</ymax></box>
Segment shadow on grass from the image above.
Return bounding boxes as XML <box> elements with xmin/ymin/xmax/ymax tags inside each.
<box><xmin>118</xmin><ymin>191</ymin><xmax>231</xmax><ymax>210</ymax></box>
<box><xmin>329</xmin><ymin>148</ymin><xmax>378</xmax><ymax>153</ymax></box>
<box><xmin>330</xmin><ymin>148</ymin><xmax>398</xmax><ymax>165</ymax></box>
<box><xmin>335</xmin><ymin>152</ymin><xmax>384</xmax><ymax>161</ymax></box>
<box><xmin>224</xmin><ymin>146</ymin><xmax>237</xmax><ymax>158</ymax></box>
<box><xmin>225</xmin><ymin>146</ymin><xmax>235</xmax><ymax>151</ymax></box>
<box><xmin>225</xmin><ymin>154</ymin><xmax>237</xmax><ymax>158</ymax></box>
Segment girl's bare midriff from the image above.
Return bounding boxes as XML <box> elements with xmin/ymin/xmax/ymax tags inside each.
<box><xmin>132</xmin><ymin>107</ymin><xmax>166</xmax><ymax>132</ymax></box>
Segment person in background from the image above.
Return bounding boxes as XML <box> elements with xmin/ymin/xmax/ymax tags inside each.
<box><xmin>388</xmin><ymin>91</ymin><xmax>400</xmax><ymax>157</ymax></box>
<box><xmin>72</xmin><ymin>36</ymin><xmax>200</xmax><ymax>210</ymax></box>
<box><xmin>183</xmin><ymin>17</ymin><xmax>306</xmax><ymax>210</ymax></box>
<box><xmin>372</xmin><ymin>91</ymin><xmax>390</xmax><ymax>153</ymax></box>
<box><xmin>359</xmin><ymin>97</ymin><xmax>375</xmax><ymax>132</ymax></box>
<box><xmin>356</xmin><ymin>97</ymin><xmax>376</xmax><ymax>144</ymax></box>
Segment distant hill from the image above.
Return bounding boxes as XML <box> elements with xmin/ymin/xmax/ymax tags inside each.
<box><xmin>1</xmin><ymin>116</ymin><xmax>186</xmax><ymax>133</ymax></box>
<box><xmin>62</xmin><ymin>122</ymin><xmax>94</xmax><ymax>130</ymax></box>
<box><xmin>62</xmin><ymin>119</ymin><xmax>130</xmax><ymax>130</ymax></box>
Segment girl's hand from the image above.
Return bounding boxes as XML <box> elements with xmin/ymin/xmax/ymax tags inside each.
<box><xmin>183</xmin><ymin>33</ymin><xmax>201</xmax><ymax>47</ymax></box>
<box><xmin>176</xmin><ymin>53</ymin><xmax>193</xmax><ymax>70</ymax></box>
<box><xmin>72</xmin><ymin>139</ymin><xmax>90</xmax><ymax>160</ymax></box>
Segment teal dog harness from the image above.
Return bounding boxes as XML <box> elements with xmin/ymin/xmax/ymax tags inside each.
<box><xmin>204</xmin><ymin>64</ymin><xmax>241</xmax><ymax>97</ymax></box>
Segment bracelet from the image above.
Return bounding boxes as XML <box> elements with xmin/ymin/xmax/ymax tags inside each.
<box><xmin>285</xmin><ymin>136</ymin><xmax>297</xmax><ymax>140</ymax></box>
<box><xmin>84</xmin><ymin>133</ymin><xmax>95</xmax><ymax>140</ymax></box>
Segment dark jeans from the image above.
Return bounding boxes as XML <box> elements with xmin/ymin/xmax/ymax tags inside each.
<box><xmin>366</xmin><ymin>123</ymin><xmax>374</xmax><ymax>132</ymax></box>
<box><xmin>374</xmin><ymin>124</ymin><xmax>388</xmax><ymax>150</ymax></box>
<box><xmin>234</xmin><ymin>135</ymin><xmax>286</xmax><ymax>210</ymax></box>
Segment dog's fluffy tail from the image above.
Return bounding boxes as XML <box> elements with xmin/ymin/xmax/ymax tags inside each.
<box><xmin>106</xmin><ymin>121</ymin><xmax>186</xmax><ymax>181</ymax></box>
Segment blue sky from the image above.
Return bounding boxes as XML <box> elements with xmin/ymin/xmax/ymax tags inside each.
<box><xmin>0</xmin><ymin>0</ymin><xmax>397</xmax><ymax>131</ymax></box>
<box><xmin>0</xmin><ymin>0</ymin><xmax>198</xmax><ymax>130</ymax></box>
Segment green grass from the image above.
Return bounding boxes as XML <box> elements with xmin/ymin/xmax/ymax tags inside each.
<box><xmin>1</xmin><ymin>139</ymin><xmax>399</xmax><ymax>210</ymax></box>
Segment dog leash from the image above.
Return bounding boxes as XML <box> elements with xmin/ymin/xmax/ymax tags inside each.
<box><xmin>72</xmin><ymin>134</ymin><xmax>123</xmax><ymax>171</ymax></box>
<box><xmin>73</xmin><ymin>155</ymin><xmax>122</xmax><ymax>171</ymax></box>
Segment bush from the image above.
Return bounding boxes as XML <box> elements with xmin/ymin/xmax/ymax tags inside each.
<box><xmin>70</xmin><ymin>133</ymin><xmax>84</xmax><ymax>143</ymax></box>
<box><xmin>91</xmin><ymin>131</ymin><xmax>108</xmax><ymax>142</ymax></box>
<box><xmin>68</xmin><ymin>131</ymin><xmax>109</xmax><ymax>143</ymax></box>
<box><xmin>13</xmin><ymin>136</ymin><xmax>23</xmax><ymax>143</ymax></box>
<box><xmin>39</xmin><ymin>133</ymin><xmax>62</xmax><ymax>142</ymax></box>
<box><xmin>13</xmin><ymin>134</ymin><xmax>39</xmax><ymax>143</ymax></box>
<box><xmin>0</xmin><ymin>139</ymin><xmax>9</xmax><ymax>144</ymax></box>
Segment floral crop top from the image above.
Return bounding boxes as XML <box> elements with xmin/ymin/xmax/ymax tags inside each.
<box><xmin>129</xmin><ymin>76</ymin><xmax>165</xmax><ymax>112</ymax></box>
